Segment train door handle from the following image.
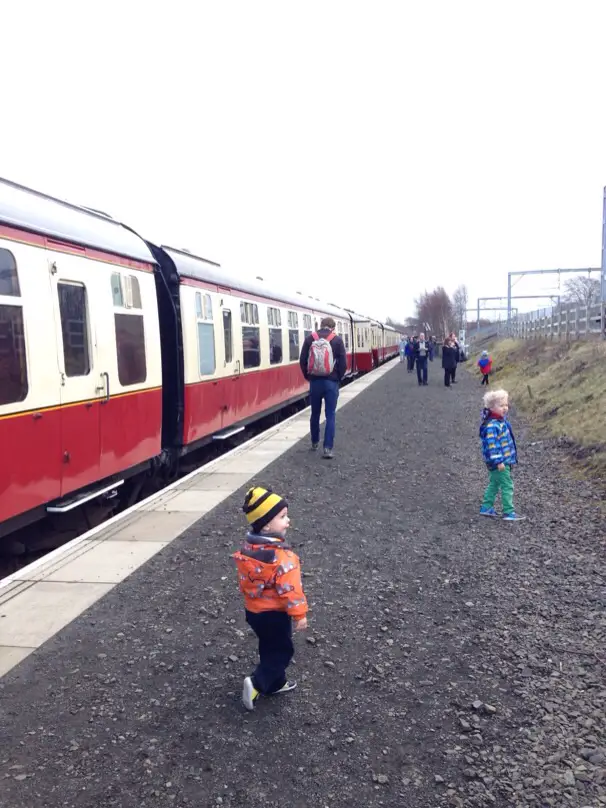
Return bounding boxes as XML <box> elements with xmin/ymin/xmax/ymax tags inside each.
<box><xmin>101</xmin><ymin>372</ymin><xmax>110</xmax><ymax>404</ymax></box>
<box><xmin>235</xmin><ymin>360</ymin><xmax>241</xmax><ymax>376</ymax></box>
<box><xmin>32</xmin><ymin>412</ymin><xmax>43</xmax><ymax>421</ymax></box>
<box><xmin>63</xmin><ymin>451</ymin><xmax>71</xmax><ymax>464</ymax></box>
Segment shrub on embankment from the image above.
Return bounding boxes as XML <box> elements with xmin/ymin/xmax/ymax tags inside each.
<box><xmin>473</xmin><ymin>337</ymin><xmax>606</xmax><ymax>479</ymax></box>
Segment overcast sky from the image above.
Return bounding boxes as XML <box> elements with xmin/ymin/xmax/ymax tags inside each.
<box><xmin>2</xmin><ymin>1</ymin><xmax>606</xmax><ymax>322</ymax></box>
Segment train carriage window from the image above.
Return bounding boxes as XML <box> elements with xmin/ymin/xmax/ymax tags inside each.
<box><xmin>241</xmin><ymin>301</ymin><xmax>261</xmax><ymax>368</ymax></box>
<box><xmin>0</xmin><ymin>305</ymin><xmax>28</xmax><ymax>405</ymax></box>
<box><xmin>195</xmin><ymin>292</ymin><xmax>215</xmax><ymax>375</ymax></box>
<box><xmin>58</xmin><ymin>282</ymin><xmax>91</xmax><ymax>377</ymax></box>
<box><xmin>269</xmin><ymin>327</ymin><xmax>283</xmax><ymax>364</ymax></box>
<box><xmin>197</xmin><ymin>322</ymin><xmax>216</xmax><ymax>375</ymax></box>
<box><xmin>288</xmin><ymin>328</ymin><xmax>299</xmax><ymax>361</ymax></box>
<box><xmin>267</xmin><ymin>306</ymin><xmax>283</xmax><ymax>364</ymax></box>
<box><xmin>127</xmin><ymin>276</ymin><xmax>142</xmax><ymax>309</ymax></box>
<box><xmin>0</xmin><ymin>249</ymin><xmax>20</xmax><ymax>296</ymax></box>
<box><xmin>242</xmin><ymin>326</ymin><xmax>260</xmax><ymax>369</ymax></box>
<box><xmin>111</xmin><ymin>273</ymin><xmax>146</xmax><ymax>385</ymax></box>
<box><xmin>115</xmin><ymin>313</ymin><xmax>147</xmax><ymax>385</ymax></box>
<box><xmin>111</xmin><ymin>273</ymin><xmax>124</xmax><ymax>307</ymax></box>
<box><xmin>287</xmin><ymin>311</ymin><xmax>299</xmax><ymax>329</ymax></box>
<box><xmin>344</xmin><ymin>331</ymin><xmax>350</xmax><ymax>350</ymax></box>
<box><xmin>223</xmin><ymin>310</ymin><xmax>233</xmax><ymax>363</ymax></box>
<box><xmin>302</xmin><ymin>314</ymin><xmax>313</xmax><ymax>343</ymax></box>
<box><xmin>111</xmin><ymin>273</ymin><xmax>142</xmax><ymax>309</ymax></box>
<box><xmin>267</xmin><ymin>307</ymin><xmax>282</xmax><ymax>328</ymax></box>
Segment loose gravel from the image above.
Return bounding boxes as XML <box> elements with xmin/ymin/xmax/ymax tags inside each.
<box><xmin>0</xmin><ymin>363</ymin><xmax>604</xmax><ymax>808</ymax></box>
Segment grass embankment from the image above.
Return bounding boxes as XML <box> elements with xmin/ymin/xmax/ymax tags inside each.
<box><xmin>475</xmin><ymin>338</ymin><xmax>606</xmax><ymax>479</ymax></box>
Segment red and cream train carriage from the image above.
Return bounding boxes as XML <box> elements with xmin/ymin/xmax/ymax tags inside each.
<box><xmin>151</xmin><ymin>247</ymin><xmax>356</xmax><ymax>455</ymax></box>
<box><xmin>0</xmin><ymin>179</ymin><xmax>162</xmax><ymax>537</ymax></box>
<box><xmin>0</xmin><ymin>177</ymin><xmax>400</xmax><ymax>541</ymax></box>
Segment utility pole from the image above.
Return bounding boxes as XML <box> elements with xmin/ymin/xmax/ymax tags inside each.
<box><xmin>601</xmin><ymin>186</ymin><xmax>606</xmax><ymax>338</ymax></box>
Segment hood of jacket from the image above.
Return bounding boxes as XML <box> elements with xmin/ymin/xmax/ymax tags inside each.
<box><xmin>232</xmin><ymin>532</ymin><xmax>290</xmax><ymax>578</ymax></box>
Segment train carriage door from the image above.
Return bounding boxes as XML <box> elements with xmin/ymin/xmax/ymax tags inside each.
<box><xmin>221</xmin><ymin>300</ymin><xmax>240</xmax><ymax>428</ymax></box>
<box><xmin>49</xmin><ymin>250</ymin><xmax>101</xmax><ymax>496</ymax></box>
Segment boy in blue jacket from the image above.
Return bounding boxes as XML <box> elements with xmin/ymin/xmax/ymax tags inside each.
<box><xmin>479</xmin><ymin>389</ymin><xmax>525</xmax><ymax>521</ymax></box>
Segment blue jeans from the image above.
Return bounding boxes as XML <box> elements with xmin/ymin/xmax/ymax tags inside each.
<box><xmin>309</xmin><ymin>378</ymin><xmax>339</xmax><ymax>449</ymax></box>
<box><xmin>416</xmin><ymin>356</ymin><xmax>428</xmax><ymax>384</ymax></box>
<box><xmin>246</xmin><ymin>610</ymin><xmax>294</xmax><ymax>695</ymax></box>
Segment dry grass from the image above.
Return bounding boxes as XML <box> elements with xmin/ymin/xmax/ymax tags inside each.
<box><xmin>475</xmin><ymin>337</ymin><xmax>606</xmax><ymax>479</ymax></box>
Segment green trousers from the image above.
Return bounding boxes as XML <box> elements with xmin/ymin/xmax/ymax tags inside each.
<box><xmin>482</xmin><ymin>466</ymin><xmax>514</xmax><ymax>513</ymax></box>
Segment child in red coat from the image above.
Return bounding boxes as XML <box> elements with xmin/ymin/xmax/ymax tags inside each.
<box><xmin>477</xmin><ymin>351</ymin><xmax>492</xmax><ymax>385</ymax></box>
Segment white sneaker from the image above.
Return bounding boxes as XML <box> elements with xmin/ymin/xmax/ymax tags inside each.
<box><xmin>272</xmin><ymin>681</ymin><xmax>297</xmax><ymax>695</ymax></box>
<box><xmin>242</xmin><ymin>676</ymin><xmax>260</xmax><ymax>711</ymax></box>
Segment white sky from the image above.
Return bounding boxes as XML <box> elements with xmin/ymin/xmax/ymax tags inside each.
<box><xmin>2</xmin><ymin>1</ymin><xmax>606</xmax><ymax>322</ymax></box>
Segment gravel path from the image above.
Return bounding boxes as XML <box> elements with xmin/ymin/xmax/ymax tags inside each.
<box><xmin>0</xmin><ymin>363</ymin><xmax>605</xmax><ymax>808</ymax></box>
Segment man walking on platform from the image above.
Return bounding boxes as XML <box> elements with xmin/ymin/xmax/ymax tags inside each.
<box><xmin>405</xmin><ymin>337</ymin><xmax>415</xmax><ymax>373</ymax></box>
<box><xmin>414</xmin><ymin>332</ymin><xmax>430</xmax><ymax>386</ymax></box>
<box><xmin>300</xmin><ymin>317</ymin><xmax>347</xmax><ymax>459</ymax></box>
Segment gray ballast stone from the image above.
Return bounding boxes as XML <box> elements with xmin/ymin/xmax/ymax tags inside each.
<box><xmin>0</xmin><ymin>364</ymin><xmax>605</xmax><ymax>808</ymax></box>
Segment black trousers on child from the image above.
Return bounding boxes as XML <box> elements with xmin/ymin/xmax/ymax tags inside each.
<box><xmin>246</xmin><ymin>610</ymin><xmax>294</xmax><ymax>695</ymax></box>
<box><xmin>481</xmin><ymin>373</ymin><xmax>490</xmax><ymax>385</ymax></box>
<box><xmin>444</xmin><ymin>368</ymin><xmax>455</xmax><ymax>386</ymax></box>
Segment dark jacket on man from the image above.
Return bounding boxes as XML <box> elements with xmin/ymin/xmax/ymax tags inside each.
<box><xmin>299</xmin><ymin>329</ymin><xmax>347</xmax><ymax>382</ymax></box>
<box><xmin>442</xmin><ymin>345</ymin><xmax>459</xmax><ymax>370</ymax></box>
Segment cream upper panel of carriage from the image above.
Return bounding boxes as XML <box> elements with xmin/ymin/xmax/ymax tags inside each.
<box><xmin>353</xmin><ymin>318</ymin><xmax>372</xmax><ymax>349</ymax></box>
<box><xmin>163</xmin><ymin>246</ymin><xmax>351</xmax><ymax>322</ymax></box>
<box><xmin>0</xmin><ymin>235</ymin><xmax>161</xmax><ymax>417</ymax></box>
<box><xmin>179</xmin><ymin>283</ymin><xmax>352</xmax><ymax>383</ymax></box>
<box><xmin>41</xmin><ymin>250</ymin><xmax>161</xmax><ymax>404</ymax></box>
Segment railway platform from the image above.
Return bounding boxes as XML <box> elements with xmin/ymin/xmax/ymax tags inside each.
<box><xmin>1</xmin><ymin>360</ymin><xmax>605</xmax><ymax>808</ymax></box>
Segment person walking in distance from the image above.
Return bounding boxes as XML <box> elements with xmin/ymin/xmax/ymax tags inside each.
<box><xmin>299</xmin><ymin>317</ymin><xmax>347</xmax><ymax>459</ymax></box>
<box><xmin>442</xmin><ymin>336</ymin><xmax>458</xmax><ymax>387</ymax></box>
<box><xmin>449</xmin><ymin>332</ymin><xmax>461</xmax><ymax>383</ymax></box>
<box><xmin>414</xmin><ymin>332</ymin><xmax>430</xmax><ymax>386</ymax></box>
<box><xmin>399</xmin><ymin>335</ymin><xmax>407</xmax><ymax>363</ymax></box>
<box><xmin>405</xmin><ymin>337</ymin><xmax>415</xmax><ymax>373</ymax></box>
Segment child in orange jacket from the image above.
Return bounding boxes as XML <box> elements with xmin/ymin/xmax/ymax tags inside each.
<box><xmin>233</xmin><ymin>486</ymin><xmax>308</xmax><ymax>711</ymax></box>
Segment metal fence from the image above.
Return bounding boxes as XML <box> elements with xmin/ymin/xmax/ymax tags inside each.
<box><xmin>511</xmin><ymin>302</ymin><xmax>603</xmax><ymax>339</ymax></box>
<box><xmin>469</xmin><ymin>322</ymin><xmax>508</xmax><ymax>343</ymax></box>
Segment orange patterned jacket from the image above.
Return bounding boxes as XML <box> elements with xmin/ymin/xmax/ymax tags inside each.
<box><xmin>232</xmin><ymin>533</ymin><xmax>308</xmax><ymax>620</ymax></box>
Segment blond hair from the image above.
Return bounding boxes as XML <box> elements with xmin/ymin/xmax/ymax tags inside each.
<box><xmin>483</xmin><ymin>389</ymin><xmax>509</xmax><ymax>410</ymax></box>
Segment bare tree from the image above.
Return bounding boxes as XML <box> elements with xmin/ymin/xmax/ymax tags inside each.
<box><xmin>415</xmin><ymin>287</ymin><xmax>454</xmax><ymax>337</ymax></box>
<box><xmin>563</xmin><ymin>276</ymin><xmax>600</xmax><ymax>308</ymax></box>
<box><xmin>452</xmin><ymin>284</ymin><xmax>469</xmax><ymax>331</ymax></box>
